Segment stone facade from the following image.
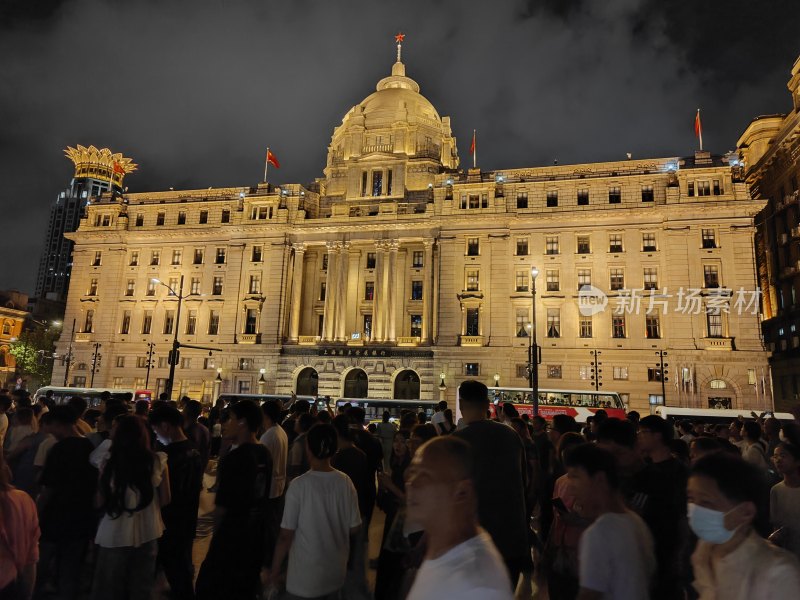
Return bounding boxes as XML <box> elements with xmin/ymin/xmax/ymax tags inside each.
<box><xmin>53</xmin><ymin>50</ymin><xmax>771</xmax><ymax>414</ymax></box>
<box><xmin>737</xmin><ymin>55</ymin><xmax>800</xmax><ymax>411</ymax></box>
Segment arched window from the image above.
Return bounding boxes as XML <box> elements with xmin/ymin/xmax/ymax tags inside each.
<box><xmin>344</xmin><ymin>368</ymin><xmax>369</xmax><ymax>399</ymax></box>
<box><xmin>296</xmin><ymin>367</ymin><xmax>319</xmax><ymax>396</ymax></box>
<box><xmin>709</xmin><ymin>379</ymin><xmax>727</xmax><ymax>390</ymax></box>
<box><xmin>1</xmin><ymin>321</ymin><xmax>10</xmax><ymax>335</ymax></box>
<box><xmin>394</xmin><ymin>369</ymin><xmax>420</xmax><ymax>400</ymax></box>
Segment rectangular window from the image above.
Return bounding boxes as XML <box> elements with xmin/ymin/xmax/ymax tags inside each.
<box><xmin>579</xmin><ymin>365</ymin><xmax>591</xmax><ymax>380</ymax></box>
<box><xmin>177</xmin><ymin>211</ymin><xmax>186</xmax><ymax>225</ymax></box>
<box><xmin>251</xmin><ymin>246</ymin><xmax>263</xmax><ymax>262</ymax></box>
<box><xmin>212</xmin><ymin>276</ymin><xmax>223</xmax><ymax>295</ymax></box>
<box><xmin>156</xmin><ymin>212</ymin><xmax>165</xmax><ymax>226</ymax></box>
<box><xmin>577</xmin><ymin>269</ymin><xmax>591</xmax><ymax>291</ymax></box>
<box><xmin>136</xmin><ymin>356</ymin><xmax>148</xmax><ymax>368</ymax></box>
<box><xmin>180</xmin><ymin>357</ymin><xmax>191</xmax><ymax>369</ymax></box>
<box><xmin>361</xmin><ymin>172</ymin><xmax>368</xmax><ymax>196</ymax></box>
<box><xmin>466</xmin><ymin>270</ymin><xmax>480</xmax><ymax>291</ymax></box>
<box><xmin>648</xmin><ymin>367</ymin><xmax>664</xmax><ymax>382</ymax></box>
<box><xmin>688</xmin><ymin>181</ymin><xmax>696</xmax><ymax>196</ymax></box>
<box><xmin>190</xmin><ymin>277</ymin><xmax>200</xmax><ymax>295</ymax></box>
<box><xmin>702</xmin><ymin>229</ymin><xmax>717</xmax><ymax>248</ymax></box>
<box><xmin>129</xmin><ymin>251</ymin><xmax>139</xmax><ymax>266</ymax></box>
<box><xmin>366</xmin><ymin>253</ymin><xmax>376</xmax><ymax>269</ymax></box>
<box><xmin>546</xmin><ymin>308</ymin><xmax>561</xmax><ymax>338</ymax></box>
<box><xmin>546</xmin><ymin>236</ymin><xmax>559</xmax><ymax>255</ymax></box>
<box><xmin>73</xmin><ymin>376</ymin><xmax>87</xmax><ymax>387</ymax></box>
<box><xmin>546</xmin><ymin>191</ymin><xmax>558</xmax><ymax>207</ymax></box>
<box><xmin>387</xmin><ymin>169</ymin><xmax>393</xmax><ymax>195</ymax></box>
<box><xmin>516</xmin><ymin>310</ymin><xmax>529</xmax><ymax>337</ymax></box>
<box><xmin>546</xmin><ymin>269</ymin><xmax>560</xmax><ymax>292</ymax></box>
<box><xmin>199</xmin><ymin>210</ymin><xmax>208</xmax><ymax>224</ymax></box>
<box><xmin>163</xmin><ymin>310</ymin><xmax>175</xmax><ymax>335</ymax></box>
<box><xmin>577</xmin><ymin>235</ymin><xmax>591</xmax><ymax>254</ymax></box>
<box><xmin>707</xmin><ymin>310</ymin><xmax>723</xmax><ymax>338</ymax></box>
<box><xmin>142</xmin><ymin>311</ymin><xmax>152</xmax><ymax>334</ymax></box>
<box><xmin>363</xmin><ymin>314</ymin><xmax>372</xmax><ymax>339</ymax></box>
<box><xmin>168</xmin><ymin>277</ymin><xmax>179</xmax><ymax>295</ymax></box>
<box><xmin>322</xmin><ymin>254</ymin><xmax>328</xmax><ymax>271</ymax></box>
<box><xmin>547</xmin><ymin>365</ymin><xmax>562</xmax><ymax>379</ymax></box>
<box><xmin>713</xmin><ymin>179</ymin><xmax>721</xmax><ymax>195</ymax></box>
<box><xmin>238</xmin><ymin>358</ymin><xmax>252</xmax><ymax>371</ymax></box>
<box><xmin>150</xmin><ymin>250</ymin><xmax>160</xmax><ymax>266</ymax></box>
<box><xmin>516</xmin><ymin>238</ymin><xmax>529</xmax><ymax>256</ymax></box>
<box><xmin>186</xmin><ymin>310</ymin><xmax>197</xmax><ymax>335</ymax></box>
<box><xmin>641</xmin><ymin>185</ymin><xmax>654</xmax><ymax>202</ymax></box>
<box><xmin>609</xmin><ymin>234</ymin><xmax>623</xmax><ymax>253</ymax></box>
<box><xmin>643</xmin><ymin>268</ymin><xmax>658</xmax><ymax>290</ymax></box>
<box><xmin>120</xmin><ymin>311</ymin><xmax>131</xmax><ymax>335</ymax></box>
<box><xmin>244</xmin><ymin>309</ymin><xmax>258</xmax><ymax>334</ymax></box>
<box><xmin>208</xmin><ymin>311</ymin><xmax>220</xmax><ymax>335</ymax></box>
<box><xmin>467</xmin><ymin>238</ymin><xmax>480</xmax><ymax>256</ymax></box>
<box><xmin>171</xmin><ymin>249</ymin><xmax>182</xmax><ymax>265</ymax></box>
<box><xmin>613</xmin><ymin>366</ymin><xmax>628</xmax><ymax>380</ymax></box>
<box><xmin>158</xmin><ymin>357</ymin><xmax>168</xmax><ymax>369</ymax></box>
<box><xmin>249</xmin><ymin>275</ymin><xmax>261</xmax><ymax>294</ymax></box>
<box><xmin>642</xmin><ymin>233</ymin><xmax>657</xmax><ymax>251</ymax></box>
<box><xmin>87</xmin><ymin>278</ymin><xmax>98</xmax><ymax>296</ymax></box>
<box><xmin>612</xmin><ymin>315</ymin><xmax>626</xmax><ymax>338</ymax></box>
<box><xmin>516</xmin><ymin>192</ymin><xmax>528</xmax><ymax>209</ymax></box>
<box><xmin>193</xmin><ymin>249</ymin><xmax>204</xmax><ymax>264</ymax></box>
<box><xmin>646</xmin><ymin>315</ymin><xmax>661</xmax><ymax>339</ymax></box>
<box><xmin>610</xmin><ymin>268</ymin><xmax>625</xmax><ymax>291</ymax></box>
<box><xmin>125</xmin><ymin>279</ymin><xmax>135</xmax><ymax>296</ymax></box>
<box><xmin>515</xmin><ymin>270</ymin><xmax>529</xmax><ymax>292</ymax></box>
<box><xmin>146</xmin><ymin>280</ymin><xmax>156</xmax><ymax>296</ymax></box>
<box><xmin>215</xmin><ymin>248</ymin><xmax>226</xmax><ymax>264</ymax></box>
<box><xmin>482</xmin><ymin>193</ymin><xmax>488</xmax><ymax>209</ymax></box>
<box><xmin>697</xmin><ymin>181</ymin><xmax>711</xmax><ymax>196</ymax></box>
<box><xmin>92</xmin><ymin>251</ymin><xmax>102</xmax><ymax>266</ymax></box>
<box><xmin>468</xmin><ymin>195</ymin><xmax>480</xmax><ymax>209</ymax></box>
<box><xmin>372</xmin><ymin>170</ymin><xmax>383</xmax><ymax>196</ymax></box>
<box><xmin>577</xmin><ymin>189</ymin><xmax>589</xmax><ymax>205</ymax></box>
<box><xmin>411</xmin><ymin>281</ymin><xmax>423</xmax><ymax>301</ymax></box>
<box><xmin>319</xmin><ymin>282</ymin><xmax>327</xmax><ymax>301</ymax></box>
<box><xmin>579</xmin><ymin>316</ymin><xmax>593</xmax><ymax>338</ymax></box>
<box><xmin>410</xmin><ymin>315</ymin><xmax>422</xmax><ymax>337</ymax></box>
<box><xmin>412</xmin><ymin>251</ymin><xmax>423</xmax><ymax>268</ymax></box>
<box><xmin>364</xmin><ymin>282</ymin><xmax>375</xmax><ymax>301</ymax></box>
<box><xmin>135</xmin><ymin>214</ymin><xmax>144</xmax><ymax>227</ymax></box>
<box><xmin>464</xmin><ymin>363</ymin><xmax>480</xmax><ymax>376</ymax></box>
<box><xmin>465</xmin><ymin>309</ymin><xmax>480</xmax><ymax>336</ymax></box>
<box><xmin>221</xmin><ymin>209</ymin><xmax>230</xmax><ymax>223</ymax></box>
<box><xmin>609</xmin><ymin>187</ymin><xmax>621</xmax><ymax>204</ymax></box>
<box><xmin>704</xmin><ymin>265</ymin><xmax>720</xmax><ymax>288</ymax></box>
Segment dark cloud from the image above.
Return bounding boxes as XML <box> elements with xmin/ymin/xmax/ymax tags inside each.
<box><xmin>1</xmin><ymin>0</ymin><xmax>798</xmax><ymax>293</ymax></box>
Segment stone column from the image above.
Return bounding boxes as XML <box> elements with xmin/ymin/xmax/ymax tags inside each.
<box><xmin>335</xmin><ymin>242</ymin><xmax>350</xmax><ymax>341</ymax></box>
<box><xmin>322</xmin><ymin>242</ymin><xmax>339</xmax><ymax>341</ymax></box>
<box><xmin>387</xmin><ymin>241</ymin><xmax>399</xmax><ymax>342</ymax></box>
<box><xmin>431</xmin><ymin>240</ymin><xmax>440</xmax><ymax>344</ymax></box>
<box><xmin>372</xmin><ymin>241</ymin><xmax>385</xmax><ymax>342</ymax></box>
<box><xmin>288</xmin><ymin>243</ymin><xmax>306</xmax><ymax>342</ymax></box>
<box><xmin>422</xmin><ymin>239</ymin><xmax>434</xmax><ymax>342</ymax></box>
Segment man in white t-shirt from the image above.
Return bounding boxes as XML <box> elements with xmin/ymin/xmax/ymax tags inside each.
<box><xmin>406</xmin><ymin>436</ymin><xmax>513</xmax><ymax>600</ymax></box>
<box><xmin>259</xmin><ymin>399</ymin><xmax>289</xmax><ymax>567</ymax></box>
<box><xmin>430</xmin><ymin>400</ymin><xmax>448</xmax><ymax>435</ymax></box>
<box><xmin>566</xmin><ymin>442</ymin><xmax>655</xmax><ymax>600</ymax></box>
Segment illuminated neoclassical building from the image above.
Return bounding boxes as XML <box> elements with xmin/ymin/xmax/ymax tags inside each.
<box><xmin>52</xmin><ymin>42</ymin><xmax>772</xmax><ymax>413</ymax></box>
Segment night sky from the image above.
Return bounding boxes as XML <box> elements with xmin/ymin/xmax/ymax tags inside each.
<box><xmin>2</xmin><ymin>0</ymin><xmax>799</xmax><ymax>294</ymax></box>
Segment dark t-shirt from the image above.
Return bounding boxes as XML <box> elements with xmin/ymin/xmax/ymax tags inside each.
<box><xmin>39</xmin><ymin>436</ymin><xmax>98</xmax><ymax>541</ymax></box>
<box><xmin>352</xmin><ymin>428</ymin><xmax>382</xmax><ymax>508</ymax></box>
<box><xmin>163</xmin><ymin>439</ymin><xmax>204</xmax><ymax>538</ymax></box>
<box><xmin>455</xmin><ymin>420</ymin><xmax>529</xmax><ymax>561</ymax></box>
<box><xmin>216</xmin><ymin>442</ymin><xmax>273</xmax><ymax>523</ymax></box>
<box><xmin>184</xmin><ymin>421</ymin><xmax>211</xmax><ymax>471</ymax></box>
<box><xmin>332</xmin><ymin>445</ymin><xmax>371</xmax><ymax>517</ymax></box>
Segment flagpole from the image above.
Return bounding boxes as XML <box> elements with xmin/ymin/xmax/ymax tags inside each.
<box><xmin>472</xmin><ymin>129</ymin><xmax>476</xmax><ymax>169</ymax></box>
<box><xmin>697</xmin><ymin>109</ymin><xmax>703</xmax><ymax>152</ymax></box>
<box><xmin>264</xmin><ymin>147</ymin><xmax>270</xmax><ymax>183</ymax></box>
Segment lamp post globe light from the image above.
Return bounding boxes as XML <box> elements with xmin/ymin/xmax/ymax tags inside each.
<box><xmin>152</xmin><ymin>275</ymin><xmax>185</xmax><ymax>400</ymax></box>
<box><xmin>529</xmin><ymin>266</ymin><xmax>540</xmax><ymax>417</ymax></box>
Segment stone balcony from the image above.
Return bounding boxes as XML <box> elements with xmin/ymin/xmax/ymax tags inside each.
<box><xmin>74</xmin><ymin>332</ymin><xmax>93</xmax><ymax>343</ymax></box>
<box><xmin>397</xmin><ymin>336</ymin><xmax>421</xmax><ymax>347</ymax></box>
<box><xmin>702</xmin><ymin>337</ymin><xmax>734</xmax><ymax>351</ymax></box>
<box><xmin>460</xmin><ymin>335</ymin><xmax>484</xmax><ymax>347</ymax></box>
<box><xmin>237</xmin><ymin>333</ymin><xmax>261</xmax><ymax>344</ymax></box>
<box><xmin>298</xmin><ymin>335</ymin><xmax>320</xmax><ymax>345</ymax></box>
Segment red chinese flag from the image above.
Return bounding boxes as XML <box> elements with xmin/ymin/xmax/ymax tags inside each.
<box><xmin>113</xmin><ymin>161</ymin><xmax>125</xmax><ymax>175</ymax></box>
<box><xmin>694</xmin><ymin>111</ymin><xmax>702</xmax><ymax>139</ymax></box>
<box><xmin>267</xmin><ymin>149</ymin><xmax>280</xmax><ymax>169</ymax></box>
<box><xmin>469</xmin><ymin>131</ymin><xmax>476</xmax><ymax>155</ymax></box>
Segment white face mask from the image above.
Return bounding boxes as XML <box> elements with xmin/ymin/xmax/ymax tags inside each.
<box><xmin>688</xmin><ymin>502</ymin><xmax>739</xmax><ymax>544</ymax></box>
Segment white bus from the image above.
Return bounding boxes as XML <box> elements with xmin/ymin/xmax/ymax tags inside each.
<box><xmin>33</xmin><ymin>386</ymin><xmax>152</xmax><ymax>407</ymax></box>
<box><xmin>335</xmin><ymin>398</ymin><xmax>438</xmax><ymax>425</ymax></box>
<box><xmin>654</xmin><ymin>406</ymin><xmax>794</xmax><ymax>423</ymax></box>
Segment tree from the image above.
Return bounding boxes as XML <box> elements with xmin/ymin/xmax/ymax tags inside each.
<box><xmin>9</xmin><ymin>325</ymin><xmax>60</xmax><ymax>390</ymax></box>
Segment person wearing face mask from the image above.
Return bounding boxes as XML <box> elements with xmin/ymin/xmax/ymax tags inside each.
<box><xmin>688</xmin><ymin>452</ymin><xmax>800</xmax><ymax>599</ymax></box>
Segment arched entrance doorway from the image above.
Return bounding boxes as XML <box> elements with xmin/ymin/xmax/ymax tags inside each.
<box><xmin>296</xmin><ymin>367</ymin><xmax>319</xmax><ymax>396</ymax></box>
<box><xmin>394</xmin><ymin>369</ymin><xmax>420</xmax><ymax>400</ymax></box>
<box><xmin>343</xmin><ymin>368</ymin><xmax>369</xmax><ymax>398</ymax></box>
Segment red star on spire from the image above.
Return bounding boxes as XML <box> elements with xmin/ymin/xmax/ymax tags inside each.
<box><xmin>395</xmin><ymin>33</ymin><xmax>405</xmax><ymax>43</ymax></box>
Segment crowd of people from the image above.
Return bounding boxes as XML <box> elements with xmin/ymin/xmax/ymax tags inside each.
<box><xmin>2</xmin><ymin>383</ymin><xmax>800</xmax><ymax>599</ymax></box>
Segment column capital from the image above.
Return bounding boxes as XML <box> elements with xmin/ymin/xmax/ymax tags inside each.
<box><xmin>292</xmin><ymin>242</ymin><xmax>306</xmax><ymax>253</ymax></box>
<box><xmin>423</xmin><ymin>238</ymin><xmax>435</xmax><ymax>249</ymax></box>
<box><xmin>341</xmin><ymin>241</ymin><xmax>351</xmax><ymax>251</ymax></box>
<box><xmin>375</xmin><ymin>239</ymin><xmax>387</xmax><ymax>251</ymax></box>
<box><xmin>388</xmin><ymin>239</ymin><xmax>400</xmax><ymax>252</ymax></box>
<box><xmin>325</xmin><ymin>241</ymin><xmax>342</xmax><ymax>252</ymax></box>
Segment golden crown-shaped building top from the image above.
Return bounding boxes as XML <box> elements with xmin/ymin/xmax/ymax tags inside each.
<box><xmin>64</xmin><ymin>144</ymin><xmax>137</xmax><ymax>187</ymax></box>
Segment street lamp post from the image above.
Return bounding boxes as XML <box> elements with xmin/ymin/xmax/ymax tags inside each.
<box><xmin>590</xmin><ymin>350</ymin><xmax>602</xmax><ymax>391</ymax></box>
<box><xmin>656</xmin><ymin>350</ymin><xmax>669</xmax><ymax>406</ymax></box>
<box><xmin>529</xmin><ymin>266</ymin><xmax>540</xmax><ymax>417</ymax></box>
<box><xmin>90</xmin><ymin>342</ymin><xmax>102</xmax><ymax>387</ymax></box>
<box><xmin>144</xmin><ymin>342</ymin><xmax>156</xmax><ymax>390</ymax></box>
<box><xmin>493</xmin><ymin>372</ymin><xmax>500</xmax><ymax>388</ymax></box>
<box><xmin>152</xmin><ymin>275</ymin><xmax>187</xmax><ymax>400</ymax></box>
<box><xmin>258</xmin><ymin>368</ymin><xmax>267</xmax><ymax>394</ymax></box>
<box><xmin>63</xmin><ymin>318</ymin><xmax>76</xmax><ymax>387</ymax></box>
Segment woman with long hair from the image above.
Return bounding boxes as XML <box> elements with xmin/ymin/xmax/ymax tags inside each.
<box><xmin>0</xmin><ymin>446</ymin><xmax>39</xmax><ymax>599</ymax></box>
<box><xmin>91</xmin><ymin>415</ymin><xmax>170</xmax><ymax>600</ymax></box>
